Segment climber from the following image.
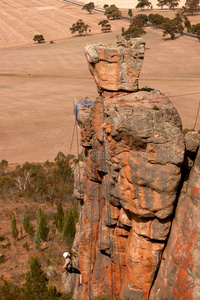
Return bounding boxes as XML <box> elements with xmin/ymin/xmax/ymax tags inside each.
<box><xmin>63</xmin><ymin>252</ymin><xmax>82</xmax><ymax>285</ymax></box>
<box><xmin>63</xmin><ymin>252</ymin><xmax>73</xmax><ymax>272</ymax></box>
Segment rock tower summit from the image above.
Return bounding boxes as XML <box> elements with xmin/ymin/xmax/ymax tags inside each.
<box><xmin>85</xmin><ymin>38</ymin><xmax>145</xmax><ymax>93</ymax></box>
<box><xmin>65</xmin><ymin>38</ymin><xmax>195</xmax><ymax>300</ymax></box>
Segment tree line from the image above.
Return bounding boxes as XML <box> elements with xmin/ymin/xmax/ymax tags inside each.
<box><xmin>69</xmin><ymin>2</ymin><xmax>200</xmax><ymax>40</ymax></box>
<box><xmin>32</xmin><ymin>2</ymin><xmax>199</xmax><ymax>42</ymax></box>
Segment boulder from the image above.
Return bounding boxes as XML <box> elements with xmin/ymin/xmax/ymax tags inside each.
<box><xmin>85</xmin><ymin>38</ymin><xmax>145</xmax><ymax>92</ymax></box>
<box><xmin>46</xmin><ymin>266</ymin><xmax>57</xmax><ymax>278</ymax></box>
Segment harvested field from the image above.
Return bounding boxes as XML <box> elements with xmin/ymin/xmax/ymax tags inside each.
<box><xmin>0</xmin><ymin>0</ymin><xmax>200</xmax><ymax>164</ymax></box>
<box><xmin>0</xmin><ymin>0</ymin><xmax>129</xmax><ymax>49</ymax></box>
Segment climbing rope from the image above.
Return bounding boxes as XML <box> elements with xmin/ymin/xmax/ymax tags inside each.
<box><xmin>88</xmin><ymin>162</ymin><xmax>96</xmax><ymax>300</ymax></box>
<box><xmin>46</xmin><ymin>101</ymin><xmax>94</xmax><ymax>274</ymax></box>
<box><xmin>97</xmin><ymin>95</ymin><xmax>116</xmax><ymax>299</ymax></box>
<box><xmin>102</xmin><ymin>90</ymin><xmax>200</xmax><ymax>107</ymax></box>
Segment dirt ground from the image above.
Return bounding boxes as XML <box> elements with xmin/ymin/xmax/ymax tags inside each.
<box><xmin>0</xmin><ymin>0</ymin><xmax>200</xmax><ymax>164</ymax></box>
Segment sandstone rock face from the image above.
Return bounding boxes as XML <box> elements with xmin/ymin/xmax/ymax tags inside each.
<box><xmin>71</xmin><ymin>90</ymin><xmax>185</xmax><ymax>299</ymax></box>
<box><xmin>149</xmin><ymin>141</ymin><xmax>200</xmax><ymax>300</ymax></box>
<box><xmin>69</xmin><ymin>39</ymin><xmax>187</xmax><ymax>299</ymax></box>
<box><xmin>85</xmin><ymin>38</ymin><xmax>145</xmax><ymax>92</ymax></box>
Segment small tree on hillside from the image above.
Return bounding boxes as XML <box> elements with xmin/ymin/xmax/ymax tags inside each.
<box><xmin>191</xmin><ymin>22</ymin><xmax>200</xmax><ymax>39</ymax></box>
<box><xmin>184</xmin><ymin>0</ymin><xmax>200</xmax><ymax>15</ymax></box>
<box><xmin>37</xmin><ymin>208</ymin><xmax>49</xmax><ymax>242</ymax></box>
<box><xmin>169</xmin><ymin>0</ymin><xmax>180</xmax><ymax>10</ymax></box>
<box><xmin>11</xmin><ymin>214</ymin><xmax>19</xmax><ymax>240</ymax></box>
<box><xmin>70</xmin><ymin>19</ymin><xmax>91</xmax><ymax>35</ymax></box>
<box><xmin>184</xmin><ymin>18</ymin><xmax>192</xmax><ymax>32</ymax></box>
<box><xmin>0</xmin><ymin>278</ymin><xmax>24</xmax><ymax>299</ymax></box>
<box><xmin>0</xmin><ymin>159</ymin><xmax>8</xmax><ymax>175</ymax></box>
<box><xmin>162</xmin><ymin>19</ymin><xmax>178</xmax><ymax>39</ymax></box>
<box><xmin>34</xmin><ymin>229</ymin><xmax>41</xmax><ymax>249</ymax></box>
<box><xmin>133</xmin><ymin>14</ymin><xmax>148</xmax><ymax>27</ymax></box>
<box><xmin>128</xmin><ymin>9</ymin><xmax>133</xmax><ymax>17</ymax></box>
<box><xmin>33</xmin><ymin>35</ymin><xmax>45</xmax><ymax>43</ymax></box>
<box><xmin>157</xmin><ymin>0</ymin><xmax>180</xmax><ymax>10</ymax></box>
<box><xmin>54</xmin><ymin>201</ymin><xmax>64</xmax><ymax>232</ymax></box>
<box><xmin>24</xmin><ymin>257</ymin><xmax>48</xmax><ymax>299</ymax></box>
<box><xmin>122</xmin><ymin>14</ymin><xmax>147</xmax><ymax>40</ymax></box>
<box><xmin>105</xmin><ymin>5</ymin><xmax>122</xmax><ymax>19</ymax></box>
<box><xmin>197</xmin><ymin>30</ymin><xmax>200</xmax><ymax>41</ymax></box>
<box><xmin>82</xmin><ymin>2</ymin><xmax>95</xmax><ymax>13</ymax></box>
<box><xmin>191</xmin><ymin>22</ymin><xmax>200</xmax><ymax>34</ymax></box>
<box><xmin>62</xmin><ymin>206</ymin><xmax>78</xmax><ymax>249</ymax></box>
<box><xmin>23</xmin><ymin>213</ymin><xmax>34</xmax><ymax>238</ymax></box>
<box><xmin>122</xmin><ymin>26</ymin><xmax>146</xmax><ymax>40</ymax></box>
<box><xmin>173</xmin><ymin>12</ymin><xmax>184</xmax><ymax>34</ymax></box>
<box><xmin>148</xmin><ymin>13</ymin><xmax>165</xmax><ymax>25</ymax></box>
<box><xmin>157</xmin><ymin>0</ymin><xmax>167</xmax><ymax>9</ymax></box>
<box><xmin>103</xmin><ymin>4</ymin><xmax>109</xmax><ymax>9</ymax></box>
<box><xmin>98</xmin><ymin>20</ymin><xmax>112</xmax><ymax>32</ymax></box>
<box><xmin>136</xmin><ymin>0</ymin><xmax>152</xmax><ymax>10</ymax></box>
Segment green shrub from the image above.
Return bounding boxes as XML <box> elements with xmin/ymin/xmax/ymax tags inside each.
<box><xmin>34</xmin><ymin>229</ymin><xmax>41</xmax><ymax>249</ymax></box>
<box><xmin>82</xmin><ymin>2</ymin><xmax>95</xmax><ymax>13</ymax></box>
<box><xmin>128</xmin><ymin>9</ymin><xmax>133</xmax><ymax>17</ymax></box>
<box><xmin>141</xmin><ymin>86</ymin><xmax>154</xmax><ymax>92</ymax></box>
<box><xmin>62</xmin><ymin>204</ymin><xmax>78</xmax><ymax>249</ymax></box>
<box><xmin>24</xmin><ymin>257</ymin><xmax>48</xmax><ymax>299</ymax></box>
<box><xmin>33</xmin><ymin>35</ymin><xmax>45</xmax><ymax>43</ymax></box>
<box><xmin>148</xmin><ymin>13</ymin><xmax>165</xmax><ymax>25</ymax></box>
<box><xmin>98</xmin><ymin>20</ymin><xmax>112</xmax><ymax>32</ymax></box>
<box><xmin>0</xmin><ymin>277</ymin><xmax>25</xmax><ymax>300</ymax></box>
<box><xmin>23</xmin><ymin>241</ymin><xmax>29</xmax><ymax>251</ymax></box>
<box><xmin>54</xmin><ymin>201</ymin><xmax>64</xmax><ymax>232</ymax></box>
<box><xmin>0</xmin><ymin>176</ymin><xmax>13</xmax><ymax>187</ymax></box>
<box><xmin>105</xmin><ymin>5</ymin><xmax>122</xmax><ymax>20</ymax></box>
<box><xmin>23</xmin><ymin>213</ymin><xmax>34</xmax><ymax>238</ymax></box>
<box><xmin>0</xmin><ymin>159</ymin><xmax>8</xmax><ymax>175</ymax></box>
<box><xmin>133</xmin><ymin>14</ymin><xmax>148</xmax><ymax>27</ymax></box>
<box><xmin>183</xmin><ymin>128</ymin><xmax>194</xmax><ymax>135</ymax></box>
<box><xmin>11</xmin><ymin>214</ymin><xmax>19</xmax><ymax>240</ymax></box>
<box><xmin>36</xmin><ymin>208</ymin><xmax>49</xmax><ymax>242</ymax></box>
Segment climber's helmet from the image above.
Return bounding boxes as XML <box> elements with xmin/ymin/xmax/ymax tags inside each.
<box><xmin>63</xmin><ymin>252</ymin><xmax>69</xmax><ymax>258</ymax></box>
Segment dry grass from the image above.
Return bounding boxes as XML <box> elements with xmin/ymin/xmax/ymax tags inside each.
<box><xmin>0</xmin><ymin>197</ymin><xmax>67</xmax><ymax>292</ymax></box>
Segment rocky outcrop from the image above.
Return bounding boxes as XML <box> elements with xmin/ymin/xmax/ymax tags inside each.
<box><xmin>85</xmin><ymin>38</ymin><xmax>145</xmax><ymax>92</ymax></box>
<box><xmin>67</xmin><ymin>38</ymin><xmax>187</xmax><ymax>300</ymax></box>
<box><xmin>149</xmin><ymin>133</ymin><xmax>200</xmax><ymax>300</ymax></box>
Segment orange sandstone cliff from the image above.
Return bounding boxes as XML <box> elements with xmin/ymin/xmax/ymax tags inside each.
<box><xmin>64</xmin><ymin>39</ymin><xmax>200</xmax><ymax>299</ymax></box>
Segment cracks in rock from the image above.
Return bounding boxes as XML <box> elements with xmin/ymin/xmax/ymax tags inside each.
<box><xmin>100</xmin><ymin>249</ymin><xmax>111</xmax><ymax>258</ymax></box>
<box><xmin>147</xmin><ymin>143</ymin><xmax>199</xmax><ymax>299</ymax></box>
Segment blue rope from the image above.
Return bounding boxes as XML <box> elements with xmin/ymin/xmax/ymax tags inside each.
<box><xmin>75</xmin><ymin>101</ymin><xmax>94</xmax><ymax>121</ymax></box>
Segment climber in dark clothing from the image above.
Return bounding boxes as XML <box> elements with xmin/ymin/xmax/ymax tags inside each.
<box><xmin>63</xmin><ymin>252</ymin><xmax>82</xmax><ymax>284</ymax></box>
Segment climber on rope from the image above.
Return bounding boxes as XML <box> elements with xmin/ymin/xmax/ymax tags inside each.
<box><xmin>63</xmin><ymin>252</ymin><xmax>82</xmax><ymax>285</ymax></box>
